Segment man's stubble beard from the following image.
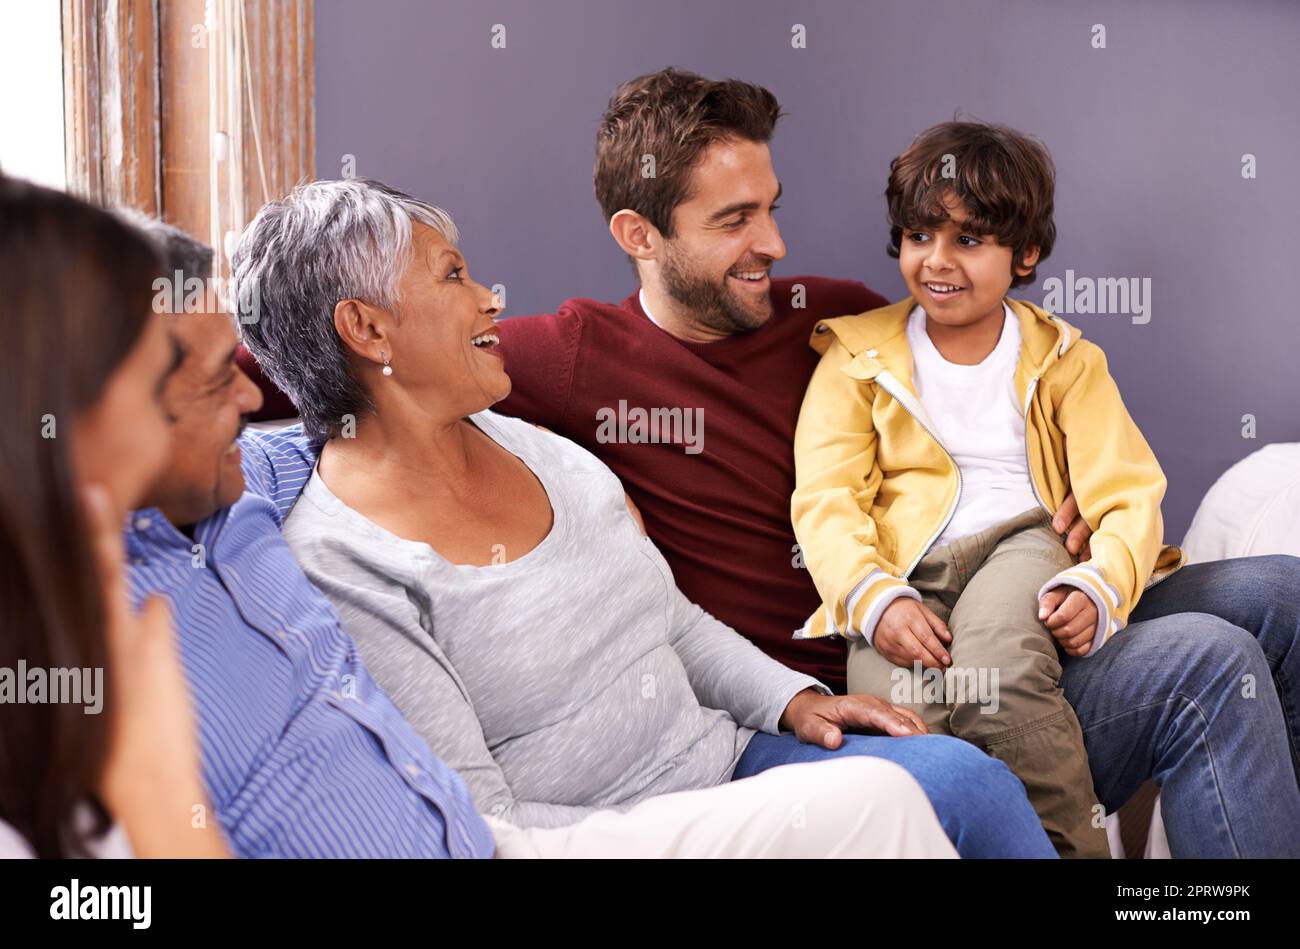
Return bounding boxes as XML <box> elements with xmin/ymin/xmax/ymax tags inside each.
<box><xmin>659</xmin><ymin>240</ymin><xmax>773</xmax><ymax>337</ymax></box>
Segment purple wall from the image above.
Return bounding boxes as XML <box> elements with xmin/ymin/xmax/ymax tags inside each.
<box><xmin>314</xmin><ymin>0</ymin><xmax>1300</xmax><ymax>540</ymax></box>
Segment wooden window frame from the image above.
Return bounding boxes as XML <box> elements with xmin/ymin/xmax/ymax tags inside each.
<box><xmin>62</xmin><ymin>0</ymin><xmax>161</xmax><ymax>213</ymax></box>
<box><xmin>62</xmin><ymin>0</ymin><xmax>314</xmax><ymax>276</ymax></box>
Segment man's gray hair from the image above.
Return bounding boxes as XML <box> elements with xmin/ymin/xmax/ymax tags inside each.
<box><xmin>113</xmin><ymin>207</ymin><xmax>214</xmax><ymax>282</ymax></box>
<box><xmin>230</xmin><ymin>178</ymin><xmax>460</xmax><ymax>441</ymax></box>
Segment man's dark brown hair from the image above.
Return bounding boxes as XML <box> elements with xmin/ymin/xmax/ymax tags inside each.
<box><xmin>885</xmin><ymin>120</ymin><xmax>1056</xmax><ymax>288</ymax></box>
<box><xmin>594</xmin><ymin>67</ymin><xmax>782</xmax><ymax>237</ymax></box>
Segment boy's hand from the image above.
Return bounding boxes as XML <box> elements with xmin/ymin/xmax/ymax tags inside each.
<box><xmin>874</xmin><ymin>597</ymin><xmax>952</xmax><ymax>669</ymax></box>
<box><xmin>1038</xmin><ymin>586</ymin><xmax>1098</xmax><ymax>656</ymax></box>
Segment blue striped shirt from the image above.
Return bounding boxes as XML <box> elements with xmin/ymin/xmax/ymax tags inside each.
<box><xmin>124</xmin><ymin>426</ymin><xmax>495</xmax><ymax>858</ymax></box>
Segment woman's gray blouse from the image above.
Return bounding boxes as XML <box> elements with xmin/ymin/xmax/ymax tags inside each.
<box><xmin>282</xmin><ymin>410</ymin><xmax>824</xmax><ymax>828</ymax></box>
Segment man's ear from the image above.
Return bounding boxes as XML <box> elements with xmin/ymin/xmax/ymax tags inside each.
<box><xmin>608</xmin><ymin>209</ymin><xmax>659</xmax><ymax>265</ymax></box>
<box><xmin>1015</xmin><ymin>245</ymin><xmax>1042</xmax><ymax>277</ymax></box>
<box><xmin>333</xmin><ymin>298</ymin><xmax>390</xmax><ymax>365</ymax></box>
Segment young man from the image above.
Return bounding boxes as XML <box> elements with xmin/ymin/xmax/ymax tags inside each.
<box><xmin>492</xmin><ymin>67</ymin><xmax>1300</xmax><ymax>856</ymax></box>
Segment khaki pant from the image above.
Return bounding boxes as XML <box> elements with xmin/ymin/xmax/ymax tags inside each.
<box><xmin>486</xmin><ymin>757</ymin><xmax>958</xmax><ymax>858</ymax></box>
<box><xmin>847</xmin><ymin>507</ymin><xmax>1110</xmax><ymax>858</ymax></box>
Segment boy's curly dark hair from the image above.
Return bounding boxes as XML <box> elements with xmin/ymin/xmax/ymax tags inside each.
<box><xmin>886</xmin><ymin>120</ymin><xmax>1055</xmax><ymax>288</ymax></box>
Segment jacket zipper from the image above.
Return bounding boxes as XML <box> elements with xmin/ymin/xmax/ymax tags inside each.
<box><xmin>875</xmin><ymin>374</ymin><xmax>963</xmax><ymax>579</ymax></box>
<box><xmin>1021</xmin><ymin>376</ymin><xmax>1053</xmax><ymax>515</ymax></box>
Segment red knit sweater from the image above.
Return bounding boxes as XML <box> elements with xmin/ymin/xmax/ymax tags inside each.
<box><xmin>495</xmin><ymin>276</ymin><xmax>887</xmax><ymax>693</ymax></box>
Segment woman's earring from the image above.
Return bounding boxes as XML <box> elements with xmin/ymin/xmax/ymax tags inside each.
<box><xmin>381</xmin><ymin>352</ymin><xmax>393</xmax><ymax>377</ymax></box>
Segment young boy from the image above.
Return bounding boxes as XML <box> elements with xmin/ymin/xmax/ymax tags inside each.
<box><xmin>790</xmin><ymin>120</ymin><xmax>1183</xmax><ymax>858</ymax></box>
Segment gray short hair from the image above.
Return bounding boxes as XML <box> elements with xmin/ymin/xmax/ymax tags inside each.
<box><xmin>113</xmin><ymin>207</ymin><xmax>214</xmax><ymax>282</ymax></box>
<box><xmin>230</xmin><ymin>178</ymin><xmax>460</xmax><ymax>440</ymax></box>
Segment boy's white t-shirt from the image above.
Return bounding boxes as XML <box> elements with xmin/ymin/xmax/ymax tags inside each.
<box><xmin>906</xmin><ymin>303</ymin><xmax>1041</xmax><ymax>549</ymax></box>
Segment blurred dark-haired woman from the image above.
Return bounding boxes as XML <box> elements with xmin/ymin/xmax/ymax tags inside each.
<box><xmin>0</xmin><ymin>176</ymin><xmax>226</xmax><ymax>857</ymax></box>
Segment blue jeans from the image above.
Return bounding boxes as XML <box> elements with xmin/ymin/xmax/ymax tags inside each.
<box><xmin>1061</xmin><ymin>554</ymin><xmax>1300</xmax><ymax>857</ymax></box>
<box><xmin>733</xmin><ymin>731</ymin><xmax>1057</xmax><ymax>858</ymax></box>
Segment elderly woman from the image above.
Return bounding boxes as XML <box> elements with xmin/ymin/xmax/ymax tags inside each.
<box><xmin>233</xmin><ymin>178</ymin><xmax>1054</xmax><ymax>857</ymax></box>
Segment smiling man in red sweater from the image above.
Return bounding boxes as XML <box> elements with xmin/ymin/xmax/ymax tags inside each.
<box><xmin>494</xmin><ymin>68</ymin><xmax>1090</xmax><ymax>693</ymax></box>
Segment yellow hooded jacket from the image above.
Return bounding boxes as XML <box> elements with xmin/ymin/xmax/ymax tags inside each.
<box><xmin>791</xmin><ymin>296</ymin><xmax>1184</xmax><ymax>655</ymax></box>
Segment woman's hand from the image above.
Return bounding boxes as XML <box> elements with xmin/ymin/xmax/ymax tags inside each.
<box><xmin>84</xmin><ymin>484</ymin><xmax>227</xmax><ymax>858</ymax></box>
<box><xmin>779</xmin><ymin>689</ymin><xmax>928</xmax><ymax>748</ymax></box>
